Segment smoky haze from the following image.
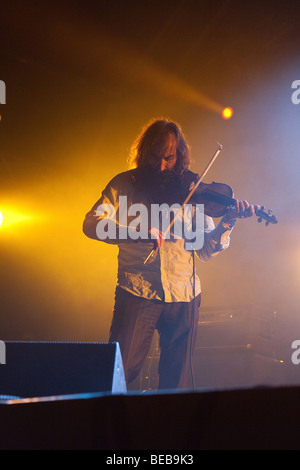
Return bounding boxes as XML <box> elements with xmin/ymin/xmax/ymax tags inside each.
<box><xmin>0</xmin><ymin>0</ymin><xmax>300</xmax><ymax>390</ymax></box>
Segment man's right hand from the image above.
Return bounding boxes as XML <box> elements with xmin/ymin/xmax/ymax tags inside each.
<box><xmin>145</xmin><ymin>227</ymin><xmax>165</xmax><ymax>249</ymax></box>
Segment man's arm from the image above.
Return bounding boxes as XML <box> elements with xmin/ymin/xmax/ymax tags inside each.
<box><xmin>83</xmin><ymin>188</ymin><xmax>119</xmax><ymax>243</ymax></box>
<box><xmin>196</xmin><ymin>214</ymin><xmax>234</xmax><ymax>261</ymax></box>
<box><xmin>197</xmin><ymin>199</ymin><xmax>258</xmax><ymax>262</ymax></box>
<box><xmin>83</xmin><ymin>175</ymin><xmax>162</xmax><ymax>246</ymax></box>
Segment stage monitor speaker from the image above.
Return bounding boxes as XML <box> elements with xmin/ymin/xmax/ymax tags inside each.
<box><xmin>0</xmin><ymin>341</ymin><xmax>126</xmax><ymax>399</ymax></box>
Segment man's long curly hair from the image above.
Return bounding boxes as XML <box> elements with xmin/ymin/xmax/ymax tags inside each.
<box><xmin>128</xmin><ymin>118</ymin><xmax>191</xmax><ymax>173</ymax></box>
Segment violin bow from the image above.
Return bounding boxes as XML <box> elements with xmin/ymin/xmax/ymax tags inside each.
<box><xmin>144</xmin><ymin>142</ymin><xmax>223</xmax><ymax>264</ymax></box>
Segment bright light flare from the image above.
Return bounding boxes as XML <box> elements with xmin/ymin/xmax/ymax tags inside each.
<box><xmin>0</xmin><ymin>208</ymin><xmax>33</xmax><ymax>229</ymax></box>
<box><xmin>222</xmin><ymin>107</ymin><xmax>234</xmax><ymax>120</ymax></box>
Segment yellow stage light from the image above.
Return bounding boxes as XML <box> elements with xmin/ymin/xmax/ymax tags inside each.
<box><xmin>222</xmin><ymin>107</ymin><xmax>234</xmax><ymax>120</ymax></box>
<box><xmin>0</xmin><ymin>208</ymin><xmax>33</xmax><ymax>229</ymax></box>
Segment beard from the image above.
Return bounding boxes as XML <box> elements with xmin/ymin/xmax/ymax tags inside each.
<box><xmin>137</xmin><ymin>167</ymin><xmax>182</xmax><ymax>205</ymax></box>
<box><xmin>153</xmin><ymin>167</ymin><xmax>177</xmax><ymax>185</ymax></box>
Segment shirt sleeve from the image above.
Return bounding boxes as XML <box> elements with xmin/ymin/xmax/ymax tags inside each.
<box><xmin>82</xmin><ymin>176</ymin><xmax>121</xmax><ymax>244</ymax></box>
<box><xmin>196</xmin><ymin>215</ymin><xmax>234</xmax><ymax>262</ymax></box>
<box><xmin>83</xmin><ymin>172</ymin><xmax>146</xmax><ymax>244</ymax></box>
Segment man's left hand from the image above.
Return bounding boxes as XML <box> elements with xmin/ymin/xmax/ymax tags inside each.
<box><xmin>226</xmin><ymin>200</ymin><xmax>259</xmax><ymax>220</ymax></box>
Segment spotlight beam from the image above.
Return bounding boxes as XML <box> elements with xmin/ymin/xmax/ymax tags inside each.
<box><xmin>3</xmin><ymin>5</ymin><xmax>227</xmax><ymax>117</ymax></box>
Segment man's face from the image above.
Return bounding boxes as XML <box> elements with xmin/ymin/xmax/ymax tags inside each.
<box><xmin>148</xmin><ymin>136</ymin><xmax>177</xmax><ymax>173</ymax></box>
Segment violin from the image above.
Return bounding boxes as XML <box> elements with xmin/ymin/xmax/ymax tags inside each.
<box><xmin>144</xmin><ymin>143</ymin><xmax>278</xmax><ymax>264</ymax></box>
<box><xmin>189</xmin><ymin>181</ymin><xmax>278</xmax><ymax>226</ymax></box>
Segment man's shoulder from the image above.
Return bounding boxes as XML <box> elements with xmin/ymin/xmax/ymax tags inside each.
<box><xmin>106</xmin><ymin>168</ymin><xmax>138</xmax><ymax>188</ymax></box>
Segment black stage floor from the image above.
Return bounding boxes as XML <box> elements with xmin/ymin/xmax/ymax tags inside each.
<box><xmin>1</xmin><ymin>384</ymin><xmax>300</xmax><ymax>450</ymax></box>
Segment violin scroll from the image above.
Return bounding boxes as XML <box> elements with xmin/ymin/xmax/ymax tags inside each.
<box><xmin>256</xmin><ymin>206</ymin><xmax>278</xmax><ymax>226</ymax></box>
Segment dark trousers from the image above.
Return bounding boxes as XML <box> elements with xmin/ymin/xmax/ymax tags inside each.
<box><xmin>109</xmin><ymin>286</ymin><xmax>201</xmax><ymax>390</ymax></box>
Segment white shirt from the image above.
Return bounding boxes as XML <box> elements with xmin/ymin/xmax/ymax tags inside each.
<box><xmin>83</xmin><ymin>169</ymin><xmax>234</xmax><ymax>303</ymax></box>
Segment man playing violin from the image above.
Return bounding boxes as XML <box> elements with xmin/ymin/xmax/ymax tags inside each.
<box><xmin>83</xmin><ymin>118</ymin><xmax>257</xmax><ymax>390</ymax></box>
